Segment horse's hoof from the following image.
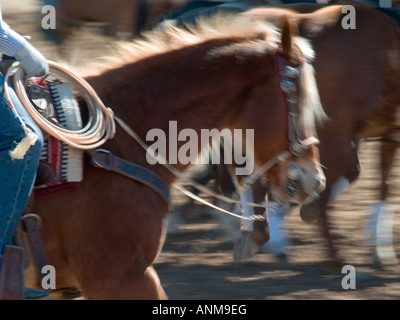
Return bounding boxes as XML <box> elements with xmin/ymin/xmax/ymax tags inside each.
<box><xmin>233</xmin><ymin>232</ymin><xmax>260</xmax><ymax>262</ymax></box>
<box><xmin>299</xmin><ymin>203</ymin><xmax>320</xmax><ymax>222</ymax></box>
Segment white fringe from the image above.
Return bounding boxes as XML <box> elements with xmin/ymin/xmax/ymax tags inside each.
<box><xmin>9</xmin><ymin>127</ymin><xmax>38</xmax><ymax>160</ymax></box>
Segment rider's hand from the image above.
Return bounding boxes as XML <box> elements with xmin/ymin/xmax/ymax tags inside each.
<box><xmin>15</xmin><ymin>41</ymin><xmax>49</xmax><ymax>78</ymax></box>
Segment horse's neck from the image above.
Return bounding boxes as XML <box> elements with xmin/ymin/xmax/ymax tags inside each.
<box><xmin>89</xmin><ymin>81</ymin><xmax>226</xmax><ymax>185</ymax></box>
<box><xmin>86</xmin><ymin>36</ymin><xmax>274</xmax><ymax>125</ymax></box>
<box><xmin>84</xmin><ymin>38</ymin><xmax>274</xmax><ymax>181</ymax></box>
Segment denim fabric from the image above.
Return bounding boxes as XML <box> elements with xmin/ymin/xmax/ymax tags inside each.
<box><xmin>0</xmin><ymin>73</ymin><xmax>43</xmax><ymax>266</ymax></box>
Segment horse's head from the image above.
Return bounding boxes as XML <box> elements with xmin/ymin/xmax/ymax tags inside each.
<box><xmin>270</xmin><ymin>18</ymin><xmax>326</xmax><ymax>205</ymax></box>
<box><xmin>237</xmin><ymin>17</ymin><xmax>327</xmax><ymax>205</ymax></box>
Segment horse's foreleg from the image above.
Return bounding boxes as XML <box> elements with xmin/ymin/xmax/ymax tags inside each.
<box><xmin>233</xmin><ymin>181</ymin><xmax>270</xmax><ymax>262</ymax></box>
<box><xmin>78</xmin><ymin>263</ymin><xmax>167</xmax><ymax>300</ymax></box>
<box><xmin>109</xmin><ymin>265</ymin><xmax>168</xmax><ymax>300</ymax></box>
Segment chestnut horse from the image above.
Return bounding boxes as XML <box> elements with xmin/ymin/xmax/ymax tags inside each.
<box><xmin>231</xmin><ymin>4</ymin><xmax>400</xmax><ymax>266</ymax></box>
<box><xmin>28</xmin><ymin>14</ymin><xmax>326</xmax><ymax>299</ymax></box>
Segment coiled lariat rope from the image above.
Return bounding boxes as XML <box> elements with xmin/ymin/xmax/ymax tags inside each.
<box><xmin>6</xmin><ymin>60</ymin><xmax>271</xmax><ymax>222</ymax></box>
<box><xmin>5</xmin><ymin>61</ymin><xmax>116</xmax><ymax>153</ymax></box>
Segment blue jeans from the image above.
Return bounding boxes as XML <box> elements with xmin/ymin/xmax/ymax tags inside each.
<box><xmin>0</xmin><ymin>73</ymin><xmax>43</xmax><ymax>267</ymax></box>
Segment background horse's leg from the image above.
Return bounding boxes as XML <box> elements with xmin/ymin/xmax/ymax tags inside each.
<box><xmin>300</xmin><ymin>139</ymin><xmax>361</xmax><ymax>269</ymax></box>
<box><xmin>379</xmin><ymin>140</ymin><xmax>398</xmax><ymax>202</ymax></box>
<box><xmin>305</xmin><ymin>177</ymin><xmax>364</xmax><ymax>270</ymax></box>
<box><xmin>300</xmin><ymin>189</ymin><xmax>345</xmax><ymax>270</ymax></box>
<box><xmin>364</xmin><ymin>139</ymin><xmax>399</xmax><ymax>264</ymax></box>
<box><xmin>316</xmin><ymin>194</ymin><xmax>341</xmax><ymax>268</ymax></box>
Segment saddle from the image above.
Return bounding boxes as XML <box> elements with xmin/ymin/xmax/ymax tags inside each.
<box><xmin>28</xmin><ymin>77</ymin><xmax>85</xmax><ymax>197</ymax></box>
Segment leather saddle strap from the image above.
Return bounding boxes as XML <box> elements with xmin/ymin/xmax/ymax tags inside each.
<box><xmin>89</xmin><ymin>149</ymin><xmax>171</xmax><ymax>207</ymax></box>
<box><xmin>22</xmin><ymin>214</ymin><xmax>50</xmax><ymax>286</ymax></box>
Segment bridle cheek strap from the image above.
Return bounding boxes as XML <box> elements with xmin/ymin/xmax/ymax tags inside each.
<box><xmin>238</xmin><ymin>53</ymin><xmax>319</xmax><ymax>193</ymax></box>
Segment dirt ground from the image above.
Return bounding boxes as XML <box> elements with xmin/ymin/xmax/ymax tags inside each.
<box><xmin>3</xmin><ymin>0</ymin><xmax>400</xmax><ymax>300</ymax></box>
<box><xmin>160</xmin><ymin>140</ymin><xmax>400</xmax><ymax>300</ymax></box>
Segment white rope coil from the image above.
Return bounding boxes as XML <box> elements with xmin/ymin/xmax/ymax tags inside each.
<box><xmin>6</xmin><ymin>60</ymin><xmax>116</xmax><ymax>150</ymax></box>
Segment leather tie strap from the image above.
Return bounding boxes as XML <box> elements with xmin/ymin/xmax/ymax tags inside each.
<box><xmin>89</xmin><ymin>149</ymin><xmax>171</xmax><ymax>207</ymax></box>
<box><xmin>21</xmin><ymin>214</ymin><xmax>51</xmax><ymax>290</ymax></box>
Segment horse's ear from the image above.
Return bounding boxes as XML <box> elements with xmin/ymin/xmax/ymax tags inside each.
<box><xmin>280</xmin><ymin>17</ymin><xmax>298</xmax><ymax>57</ymax></box>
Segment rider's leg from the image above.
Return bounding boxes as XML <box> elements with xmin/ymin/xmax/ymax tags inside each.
<box><xmin>0</xmin><ymin>74</ymin><xmax>45</xmax><ymax>299</ymax></box>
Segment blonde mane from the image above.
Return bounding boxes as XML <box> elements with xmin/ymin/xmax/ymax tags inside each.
<box><xmin>81</xmin><ymin>13</ymin><xmax>281</xmax><ymax>77</ymax></box>
<box><xmin>79</xmin><ymin>12</ymin><xmax>326</xmax><ymax>133</ymax></box>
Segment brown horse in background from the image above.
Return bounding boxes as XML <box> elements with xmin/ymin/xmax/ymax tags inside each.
<box><xmin>28</xmin><ymin>15</ymin><xmax>326</xmax><ymax>299</ymax></box>
<box><xmin>49</xmin><ymin>0</ymin><xmax>200</xmax><ymax>41</ymax></box>
<box><xmin>233</xmin><ymin>4</ymin><xmax>400</xmax><ymax>266</ymax></box>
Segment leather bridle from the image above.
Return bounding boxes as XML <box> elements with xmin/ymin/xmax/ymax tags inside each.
<box><xmin>238</xmin><ymin>51</ymin><xmax>320</xmax><ymax>194</ymax></box>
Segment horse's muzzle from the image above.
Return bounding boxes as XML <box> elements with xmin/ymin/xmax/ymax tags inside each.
<box><xmin>282</xmin><ymin>166</ymin><xmax>326</xmax><ymax>204</ymax></box>
<box><xmin>304</xmin><ymin>172</ymin><xmax>326</xmax><ymax>204</ymax></box>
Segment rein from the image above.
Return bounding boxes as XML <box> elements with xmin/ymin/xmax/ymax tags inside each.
<box><xmin>114</xmin><ymin>116</ymin><xmax>271</xmax><ymax>221</ymax></box>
